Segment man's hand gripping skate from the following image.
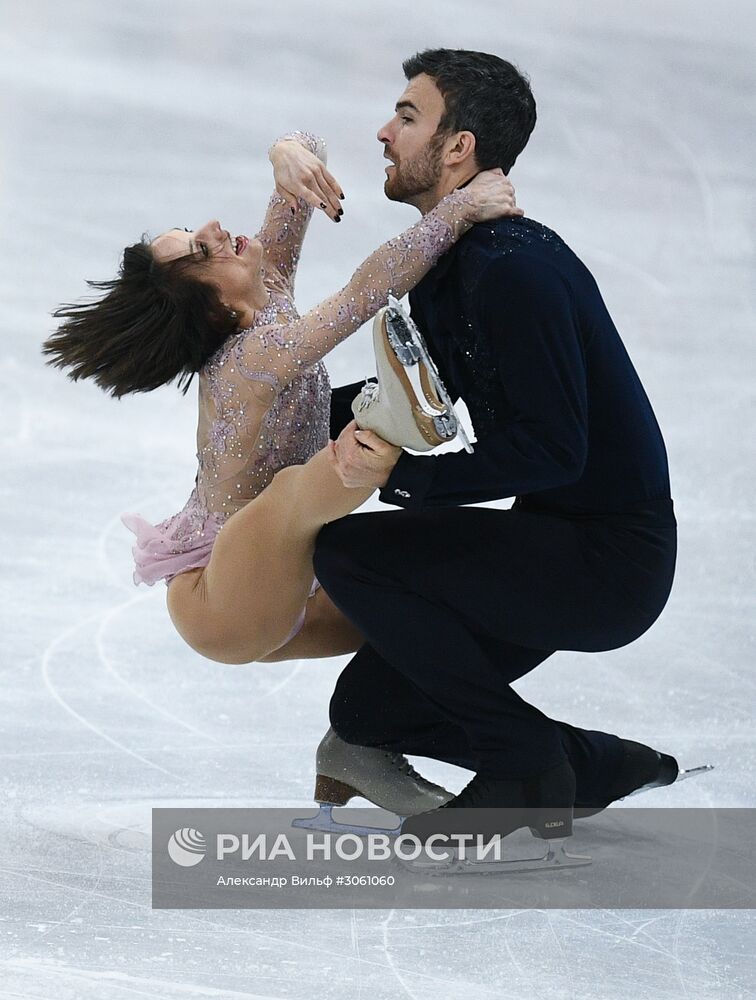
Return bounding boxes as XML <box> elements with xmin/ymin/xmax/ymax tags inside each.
<box><xmin>328</xmin><ymin>420</ymin><xmax>402</xmax><ymax>490</ymax></box>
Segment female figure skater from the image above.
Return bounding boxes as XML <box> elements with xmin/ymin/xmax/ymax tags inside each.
<box><xmin>43</xmin><ymin>131</ymin><xmax>520</xmax><ymax>665</ymax></box>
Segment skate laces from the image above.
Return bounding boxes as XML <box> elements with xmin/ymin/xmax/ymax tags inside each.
<box><xmin>382</xmin><ymin>751</ymin><xmax>423</xmax><ymax>782</ymax></box>
<box><xmin>357</xmin><ymin>380</ymin><xmax>379</xmax><ymax>409</ymax></box>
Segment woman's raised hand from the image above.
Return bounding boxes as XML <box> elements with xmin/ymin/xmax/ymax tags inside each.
<box><xmin>269</xmin><ymin>140</ymin><xmax>345</xmax><ymax>222</ymax></box>
<box><xmin>461</xmin><ymin>168</ymin><xmax>523</xmax><ymax>224</ymax></box>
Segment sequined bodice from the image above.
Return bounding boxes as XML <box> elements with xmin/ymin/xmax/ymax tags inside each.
<box><xmin>195</xmin><ymin>293</ymin><xmax>330</xmax><ymax>519</ymax></box>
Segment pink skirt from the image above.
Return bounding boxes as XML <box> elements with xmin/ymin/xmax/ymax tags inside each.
<box><xmin>121</xmin><ymin>511</ymin><xmax>222</xmax><ymax>587</ymax></box>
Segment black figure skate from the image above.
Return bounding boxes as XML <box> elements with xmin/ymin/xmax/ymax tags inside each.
<box><xmin>574</xmin><ymin>739</ymin><xmax>715</xmax><ymax>819</ymax></box>
<box><xmin>400</xmin><ymin>762</ymin><xmax>592</xmax><ymax>875</ymax></box>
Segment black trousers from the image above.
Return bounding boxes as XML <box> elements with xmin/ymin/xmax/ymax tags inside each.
<box><xmin>313</xmin><ymin>498</ymin><xmax>677</xmax><ymax>808</ymax></box>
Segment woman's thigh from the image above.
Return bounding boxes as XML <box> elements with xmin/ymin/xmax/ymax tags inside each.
<box><xmin>167</xmin><ymin>471</ymin><xmax>319</xmax><ymax>663</ymax></box>
<box><xmin>258</xmin><ymin>587</ymin><xmax>365</xmax><ymax>662</ymax></box>
<box><xmin>167</xmin><ymin>445</ymin><xmax>374</xmax><ymax>663</ymax></box>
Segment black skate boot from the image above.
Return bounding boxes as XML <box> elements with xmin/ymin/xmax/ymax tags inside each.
<box><xmin>400</xmin><ymin>760</ymin><xmax>594</xmax><ymax>872</ymax></box>
<box><xmin>574</xmin><ymin>739</ymin><xmax>714</xmax><ymax>819</ymax></box>
<box><xmin>402</xmin><ymin>759</ymin><xmax>575</xmax><ymax>840</ymax></box>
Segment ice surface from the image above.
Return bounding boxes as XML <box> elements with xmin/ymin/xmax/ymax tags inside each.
<box><xmin>1</xmin><ymin>0</ymin><xmax>755</xmax><ymax>997</ymax></box>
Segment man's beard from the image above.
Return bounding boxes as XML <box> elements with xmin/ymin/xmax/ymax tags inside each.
<box><xmin>384</xmin><ymin>133</ymin><xmax>445</xmax><ymax>204</ymax></box>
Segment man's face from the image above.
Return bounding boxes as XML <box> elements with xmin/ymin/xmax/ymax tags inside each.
<box><xmin>377</xmin><ymin>73</ymin><xmax>448</xmax><ymax>205</ymax></box>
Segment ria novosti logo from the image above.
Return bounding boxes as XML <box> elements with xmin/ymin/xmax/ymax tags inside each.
<box><xmin>167</xmin><ymin>828</ymin><xmax>206</xmax><ymax>867</ymax></box>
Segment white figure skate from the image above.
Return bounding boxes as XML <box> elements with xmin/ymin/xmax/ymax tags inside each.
<box><xmin>351</xmin><ymin>296</ymin><xmax>474</xmax><ymax>453</ymax></box>
<box><xmin>291</xmin><ymin>727</ymin><xmax>453</xmax><ymax>838</ymax></box>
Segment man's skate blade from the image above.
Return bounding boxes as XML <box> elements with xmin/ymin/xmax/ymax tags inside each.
<box><xmin>386</xmin><ymin>296</ymin><xmax>474</xmax><ymax>454</ymax></box>
<box><xmin>624</xmin><ymin>762</ymin><xmax>715</xmax><ymax>798</ymax></box>
<box><xmin>677</xmin><ymin>763</ymin><xmax>715</xmax><ymax>782</ymax></box>
<box><xmin>405</xmin><ymin>837</ymin><xmax>592</xmax><ymax>876</ymax></box>
<box><xmin>291</xmin><ymin>804</ymin><xmax>402</xmax><ymax>837</ymax></box>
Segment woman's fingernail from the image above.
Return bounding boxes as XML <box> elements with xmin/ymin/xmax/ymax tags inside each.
<box><xmin>340</xmin><ymin>192</ymin><xmax>345</xmax><ymax>199</ymax></box>
<box><xmin>320</xmin><ymin>202</ymin><xmax>326</xmax><ymax>209</ymax></box>
<box><xmin>334</xmin><ymin>216</ymin><xmax>341</xmax><ymax>223</ymax></box>
<box><xmin>338</xmin><ymin>208</ymin><xmax>344</xmax><ymax>216</ymax></box>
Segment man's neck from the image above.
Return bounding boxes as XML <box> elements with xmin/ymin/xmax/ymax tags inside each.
<box><xmin>413</xmin><ymin>166</ymin><xmax>479</xmax><ymax>215</ymax></box>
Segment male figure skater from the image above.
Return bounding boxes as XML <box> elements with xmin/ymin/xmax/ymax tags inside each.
<box><xmin>314</xmin><ymin>49</ymin><xmax>683</xmax><ymax>842</ymax></box>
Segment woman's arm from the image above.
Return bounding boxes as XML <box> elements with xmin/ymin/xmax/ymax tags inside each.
<box><xmin>255</xmin><ymin>131</ymin><xmax>343</xmax><ymax>289</ymax></box>
<box><xmin>239</xmin><ymin>169</ymin><xmax>521</xmax><ymax>392</ymax></box>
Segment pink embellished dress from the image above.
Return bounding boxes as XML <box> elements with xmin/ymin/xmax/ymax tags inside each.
<box><xmin>122</xmin><ymin>131</ymin><xmax>473</xmax><ymax>636</ymax></box>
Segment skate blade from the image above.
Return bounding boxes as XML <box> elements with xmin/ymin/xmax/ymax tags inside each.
<box><xmin>380</xmin><ymin>310</ymin><xmax>456</xmax><ymax>443</ymax></box>
<box><xmin>386</xmin><ymin>296</ymin><xmax>474</xmax><ymax>454</ymax></box>
<box><xmin>404</xmin><ymin>360</ymin><xmax>452</xmax><ymax>421</ymax></box>
<box><xmin>381</xmin><ymin>310</ymin><xmax>446</xmax><ymax>419</ymax></box>
<box><xmin>676</xmin><ymin>763</ymin><xmax>715</xmax><ymax>782</ymax></box>
<box><xmin>404</xmin><ymin>837</ymin><xmax>592</xmax><ymax>876</ymax></box>
<box><xmin>624</xmin><ymin>763</ymin><xmax>715</xmax><ymax>799</ymax></box>
<box><xmin>291</xmin><ymin>804</ymin><xmax>402</xmax><ymax>837</ymax></box>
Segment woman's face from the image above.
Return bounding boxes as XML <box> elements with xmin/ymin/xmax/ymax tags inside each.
<box><xmin>151</xmin><ymin>220</ymin><xmax>266</xmax><ymax>314</ymax></box>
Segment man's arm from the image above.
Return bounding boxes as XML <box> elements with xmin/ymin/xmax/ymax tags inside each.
<box><xmin>374</xmin><ymin>256</ymin><xmax>589</xmax><ymax>508</ymax></box>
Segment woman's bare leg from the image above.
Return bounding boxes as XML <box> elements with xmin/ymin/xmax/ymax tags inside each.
<box><xmin>258</xmin><ymin>587</ymin><xmax>365</xmax><ymax>662</ymax></box>
<box><xmin>166</xmin><ymin>447</ymin><xmax>372</xmax><ymax>664</ymax></box>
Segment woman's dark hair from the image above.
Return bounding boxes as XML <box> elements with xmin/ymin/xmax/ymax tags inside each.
<box><xmin>43</xmin><ymin>240</ymin><xmax>239</xmax><ymax>398</ymax></box>
<box><xmin>402</xmin><ymin>48</ymin><xmax>537</xmax><ymax>173</ymax></box>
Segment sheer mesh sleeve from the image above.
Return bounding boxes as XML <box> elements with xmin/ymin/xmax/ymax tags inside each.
<box><xmin>255</xmin><ymin>130</ymin><xmax>327</xmax><ymax>289</ymax></box>
<box><xmin>239</xmin><ymin>189</ymin><xmax>475</xmax><ymax>392</ymax></box>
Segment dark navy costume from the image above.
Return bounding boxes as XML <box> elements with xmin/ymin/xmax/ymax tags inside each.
<box><xmin>315</xmin><ymin>216</ymin><xmax>676</xmax><ymax>807</ymax></box>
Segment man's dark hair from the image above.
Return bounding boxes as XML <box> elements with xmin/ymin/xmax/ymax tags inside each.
<box><xmin>43</xmin><ymin>242</ymin><xmax>239</xmax><ymax>398</ymax></box>
<box><xmin>402</xmin><ymin>48</ymin><xmax>536</xmax><ymax>173</ymax></box>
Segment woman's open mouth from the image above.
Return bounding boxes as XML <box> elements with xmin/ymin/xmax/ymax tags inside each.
<box><xmin>235</xmin><ymin>235</ymin><xmax>249</xmax><ymax>255</ymax></box>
